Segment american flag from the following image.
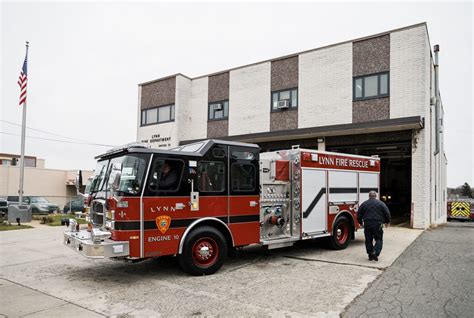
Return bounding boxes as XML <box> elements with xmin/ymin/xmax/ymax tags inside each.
<box><xmin>18</xmin><ymin>43</ymin><xmax>29</xmax><ymax>106</ymax></box>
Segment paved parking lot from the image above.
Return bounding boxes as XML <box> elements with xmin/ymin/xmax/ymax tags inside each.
<box><xmin>343</xmin><ymin>222</ymin><xmax>474</xmax><ymax>317</ymax></box>
<box><xmin>0</xmin><ymin>223</ymin><xmax>422</xmax><ymax>317</ymax></box>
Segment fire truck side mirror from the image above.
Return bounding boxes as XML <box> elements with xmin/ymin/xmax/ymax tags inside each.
<box><xmin>75</xmin><ymin>170</ymin><xmax>83</xmax><ymax>196</ymax></box>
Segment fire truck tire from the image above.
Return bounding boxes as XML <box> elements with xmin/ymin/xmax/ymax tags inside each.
<box><xmin>329</xmin><ymin>216</ymin><xmax>351</xmax><ymax>250</ymax></box>
<box><xmin>178</xmin><ymin>226</ymin><xmax>227</xmax><ymax>276</ymax></box>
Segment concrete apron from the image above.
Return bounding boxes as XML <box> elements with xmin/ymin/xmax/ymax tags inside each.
<box><xmin>281</xmin><ymin>225</ymin><xmax>424</xmax><ymax>270</ymax></box>
<box><xmin>0</xmin><ymin>224</ymin><xmax>422</xmax><ymax>317</ymax></box>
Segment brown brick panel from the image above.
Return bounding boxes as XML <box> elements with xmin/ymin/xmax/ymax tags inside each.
<box><xmin>207</xmin><ymin>120</ymin><xmax>229</xmax><ymax>139</ymax></box>
<box><xmin>271</xmin><ymin>56</ymin><xmax>298</xmax><ymax>91</ymax></box>
<box><xmin>353</xmin><ymin>35</ymin><xmax>390</xmax><ymax>77</ymax></box>
<box><xmin>208</xmin><ymin>72</ymin><xmax>229</xmax><ymax>102</ymax></box>
<box><xmin>270</xmin><ymin>110</ymin><xmax>298</xmax><ymax>132</ymax></box>
<box><xmin>352</xmin><ymin>97</ymin><xmax>390</xmax><ymax>123</ymax></box>
<box><xmin>141</xmin><ymin>77</ymin><xmax>176</xmax><ymax>110</ymax></box>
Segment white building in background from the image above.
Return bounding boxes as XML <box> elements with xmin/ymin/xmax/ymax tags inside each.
<box><xmin>136</xmin><ymin>23</ymin><xmax>447</xmax><ymax>229</ymax></box>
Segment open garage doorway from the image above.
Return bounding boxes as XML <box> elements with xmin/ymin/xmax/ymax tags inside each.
<box><xmin>327</xmin><ymin>141</ymin><xmax>412</xmax><ymax>226</ymax></box>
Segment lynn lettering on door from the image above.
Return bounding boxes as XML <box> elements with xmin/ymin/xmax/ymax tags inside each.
<box><xmin>150</xmin><ymin>206</ymin><xmax>176</xmax><ymax>213</ymax></box>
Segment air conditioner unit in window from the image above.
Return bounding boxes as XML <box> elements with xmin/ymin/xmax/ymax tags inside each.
<box><xmin>213</xmin><ymin>103</ymin><xmax>223</xmax><ymax>110</ymax></box>
<box><xmin>277</xmin><ymin>100</ymin><xmax>290</xmax><ymax>109</ymax></box>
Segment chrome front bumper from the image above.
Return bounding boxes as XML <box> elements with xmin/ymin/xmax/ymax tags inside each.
<box><xmin>64</xmin><ymin>229</ymin><xmax>130</xmax><ymax>259</ymax></box>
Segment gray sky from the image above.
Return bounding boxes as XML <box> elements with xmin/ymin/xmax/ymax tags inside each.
<box><xmin>1</xmin><ymin>1</ymin><xmax>472</xmax><ymax>187</ymax></box>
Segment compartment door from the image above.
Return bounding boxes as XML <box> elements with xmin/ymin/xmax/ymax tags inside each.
<box><xmin>328</xmin><ymin>170</ymin><xmax>358</xmax><ymax>203</ymax></box>
<box><xmin>301</xmin><ymin>169</ymin><xmax>327</xmax><ymax>234</ymax></box>
<box><xmin>359</xmin><ymin>172</ymin><xmax>379</xmax><ymax>205</ymax></box>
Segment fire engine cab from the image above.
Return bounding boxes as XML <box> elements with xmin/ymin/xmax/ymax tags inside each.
<box><xmin>64</xmin><ymin>140</ymin><xmax>380</xmax><ymax>275</ymax></box>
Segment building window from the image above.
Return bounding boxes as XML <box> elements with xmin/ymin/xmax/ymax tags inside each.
<box><xmin>353</xmin><ymin>72</ymin><xmax>389</xmax><ymax>100</ymax></box>
<box><xmin>141</xmin><ymin>104</ymin><xmax>175</xmax><ymax>126</ymax></box>
<box><xmin>208</xmin><ymin>100</ymin><xmax>229</xmax><ymax>121</ymax></box>
<box><xmin>271</xmin><ymin>88</ymin><xmax>297</xmax><ymax>111</ymax></box>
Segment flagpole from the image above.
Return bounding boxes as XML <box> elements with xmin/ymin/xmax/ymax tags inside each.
<box><xmin>18</xmin><ymin>41</ymin><xmax>29</xmax><ymax>205</ymax></box>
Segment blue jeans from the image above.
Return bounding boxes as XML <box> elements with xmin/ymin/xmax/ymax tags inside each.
<box><xmin>364</xmin><ymin>223</ymin><xmax>384</xmax><ymax>256</ymax></box>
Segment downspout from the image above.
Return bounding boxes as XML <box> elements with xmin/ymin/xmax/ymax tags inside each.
<box><xmin>433</xmin><ymin>45</ymin><xmax>440</xmax><ymax>155</ymax></box>
<box><xmin>432</xmin><ymin>45</ymin><xmax>440</xmax><ymax>226</ymax></box>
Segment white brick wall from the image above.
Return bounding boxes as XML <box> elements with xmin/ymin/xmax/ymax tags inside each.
<box><xmin>298</xmin><ymin>43</ymin><xmax>352</xmax><ymax>128</ymax></box>
<box><xmin>180</xmin><ymin>77</ymin><xmax>208</xmax><ymax>141</ymax></box>
<box><xmin>176</xmin><ymin>75</ymin><xmax>191</xmax><ymax>143</ymax></box>
<box><xmin>137</xmin><ymin>121</ymin><xmax>178</xmax><ymax>148</ymax></box>
<box><xmin>390</xmin><ymin>25</ymin><xmax>431</xmax><ymax>119</ymax></box>
<box><xmin>392</xmin><ymin>25</ymin><xmax>434</xmax><ymax>229</ymax></box>
<box><xmin>411</xmin><ymin>127</ymin><xmax>431</xmax><ymax>229</ymax></box>
<box><xmin>228</xmin><ymin>63</ymin><xmax>271</xmax><ymax>135</ymax></box>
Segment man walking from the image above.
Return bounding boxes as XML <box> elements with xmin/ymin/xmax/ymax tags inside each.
<box><xmin>357</xmin><ymin>191</ymin><xmax>391</xmax><ymax>261</ymax></box>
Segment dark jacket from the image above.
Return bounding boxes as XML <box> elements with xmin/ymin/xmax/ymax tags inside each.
<box><xmin>159</xmin><ymin>170</ymin><xmax>179</xmax><ymax>190</ymax></box>
<box><xmin>357</xmin><ymin>198</ymin><xmax>391</xmax><ymax>225</ymax></box>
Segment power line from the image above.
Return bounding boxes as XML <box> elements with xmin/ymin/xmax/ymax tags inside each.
<box><xmin>0</xmin><ymin>119</ymin><xmax>95</xmax><ymax>143</ymax></box>
<box><xmin>0</xmin><ymin>131</ymin><xmax>116</xmax><ymax>147</ymax></box>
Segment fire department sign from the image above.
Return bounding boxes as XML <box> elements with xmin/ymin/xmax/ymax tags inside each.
<box><xmin>156</xmin><ymin>215</ymin><xmax>171</xmax><ymax>234</ymax></box>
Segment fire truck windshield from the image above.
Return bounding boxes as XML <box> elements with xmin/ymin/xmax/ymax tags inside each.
<box><xmin>89</xmin><ymin>160</ymin><xmax>109</xmax><ymax>193</ymax></box>
<box><xmin>104</xmin><ymin>154</ymin><xmax>148</xmax><ymax>195</ymax></box>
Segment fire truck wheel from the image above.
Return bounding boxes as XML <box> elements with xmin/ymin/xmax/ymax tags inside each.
<box><xmin>329</xmin><ymin>216</ymin><xmax>351</xmax><ymax>250</ymax></box>
<box><xmin>178</xmin><ymin>226</ymin><xmax>227</xmax><ymax>276</ymax></box>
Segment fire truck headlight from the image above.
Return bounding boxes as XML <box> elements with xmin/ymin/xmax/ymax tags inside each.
<box><xmin>105</xmin><ymin>221</ymin><xmax>115</xmax><ymax>230</ymax></box>
<box><xmin>106</xmin><ymin>210</ymin><xmax>115</xmax><ymax>220</ymax></box>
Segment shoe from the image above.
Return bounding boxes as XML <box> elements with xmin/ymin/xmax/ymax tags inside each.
<box><xmin>373</xmin><ymin>254</ymin><xmax>379</xmax><ymax>261</ymax></box>
<box><xmin>368</xmin><ymin>254</ymin><xmax>375</xmax><ymax>261</ymax></box>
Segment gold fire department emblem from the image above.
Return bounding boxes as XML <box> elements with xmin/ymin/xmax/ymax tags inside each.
<box><xmin>156</xmin><ymin>215</ymin><xmax>171</xmax><ymax>234</ymax></box>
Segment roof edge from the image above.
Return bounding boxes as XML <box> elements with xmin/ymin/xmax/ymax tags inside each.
<box><xmin>140</xmin><ymin>22</ymin><xmax>427</xmax><ymax>85</ymax></box>
<box><xmin>138</xmin><ymin>73</ymin><xmax>192</xmax><ymax>86</ymax></box>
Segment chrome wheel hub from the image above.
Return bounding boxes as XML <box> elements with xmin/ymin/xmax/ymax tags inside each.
<box><xmin>198</xmin><ymin>246</ymin><xmax>211</xmax><ymax>259</ymax></box>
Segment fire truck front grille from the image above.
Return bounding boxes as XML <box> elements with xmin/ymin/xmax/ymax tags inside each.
<box><xmin>91</xmin><ymin>201</ymin><xmax>104</xmax><ymax>225</ymax></box>
<box><xmin>93</xmin><ymin>202</ymin><xmax>104</xmax><ymax>213</ymax></box>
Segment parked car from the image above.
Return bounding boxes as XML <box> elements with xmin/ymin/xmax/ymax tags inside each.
<box><xmin>63</xmin><ymin>197</ymin><xmax>85</xmax><ymax>213</ymax></box>
<box><xmin>6</xmin><ymin>196</ymin><xmax>29</xmax><ymax>206</ymax></box>
<box><xmin>7</xmin><ymin>196</ymin><xmax>60</xmax><ymax>214</ymax></box>
<box><xmin>0</xmin><ymin>197</ymin><xmax>8</xmax><ymax>216</ymax></box>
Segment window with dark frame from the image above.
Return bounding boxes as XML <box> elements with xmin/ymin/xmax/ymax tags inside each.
<box><xmin>271</xmin><ymin>88</ymin><xmax>298</xmax><ymax>111</ymax></box>
<box><xmin>148</xmin><ymin>158</ymin><xmax>183</xmax><ymax>192</ymax></box>
<box><xmin>197</xmin><ymin>161</ymin><xmax>225</xmax><ymax>192</ymax></box>
<box><xmin>208</xmin><ymin>100</ymin><xmax>229</xmax><ymax>120</ymax></box>
<box><xmin>231</xmin><ymin>163</ymin><xmax>256</xmax><ymax>192</ymax></box>
<box><xmin>140</xmin><ymin>104</ymin><xmax>175</xmax><ymax>126</ymax></box>
<box><xmin>353</xmin><ymin>72</ymin><xmax>389</xmax><ymax>100</ymax></box>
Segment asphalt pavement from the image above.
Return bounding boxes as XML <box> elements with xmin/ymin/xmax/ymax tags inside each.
<box><xmin>343</xmin><ymin>222</ymin><xmax>474</xmax><ymax>317</ymax></box>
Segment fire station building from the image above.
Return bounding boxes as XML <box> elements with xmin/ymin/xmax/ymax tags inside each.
<box><xmin>136</xmin><ymin>23</ymin><xmax>447</xmax><ymax>229</ymax></box>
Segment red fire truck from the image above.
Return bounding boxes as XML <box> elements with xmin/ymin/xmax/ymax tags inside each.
<box><xmin>64</xmin><ymin>140</ymin><xmax>380</xmax><ymax>275</ymax></box>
